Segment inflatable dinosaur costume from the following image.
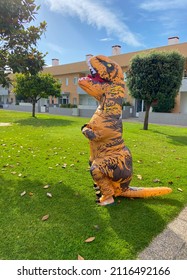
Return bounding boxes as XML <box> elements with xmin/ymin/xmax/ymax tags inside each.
<box><xmin>78</xmin><ymin>55</ymin><xmax>172</xmax><ymax>206</ymax></box>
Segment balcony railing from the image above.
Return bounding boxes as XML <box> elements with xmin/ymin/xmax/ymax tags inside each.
<box><xmin>0</xmin><ymin>87</ymin><xmax>8</xmax><ymax>96</ymax></box>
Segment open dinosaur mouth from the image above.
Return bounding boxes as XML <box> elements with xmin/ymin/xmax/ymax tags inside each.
<box><xmin>87</xmin><ymin>59</ymin><xmax>106</xmax><ymax>83</ymax></box>
<box><xmin>87</xmin><ymin>73</ymin><xmax>106</xmax><ymax>83</ymax></box>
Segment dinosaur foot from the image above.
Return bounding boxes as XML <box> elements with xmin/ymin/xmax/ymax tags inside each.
<box><xmin>121</xmin><ymin>186</ymin><xmax>172</xmax><ymax>198</ymax></box>
<box><xmin>96</xmin><ymin>196</ymin><xmax>115</xmax><ymax>206</ymax></box>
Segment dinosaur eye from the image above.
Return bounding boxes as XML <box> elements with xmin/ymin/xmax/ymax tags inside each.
<box><xmin>107</xmin><ymin>63</ymin><xmax>112</xmax><ymax>67</ymax></box>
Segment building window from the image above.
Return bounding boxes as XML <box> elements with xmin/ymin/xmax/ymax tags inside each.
<box><xmin>60</xmin><ymin>96</ymin><xmax>69</xmax><ymax>104</ymax></box>
<box><xmin>124</xmin><ymin>72</ymin><xmax>127</xmax><ymax>81</ymax></box>
<box><xmin>88</xmin><ymin>97</ymin><xmax>97</xmax><ymax>106</ymax></box>
<box><xmin>65</xmin><ymin>78</ymin><xmax>69</xmax><ymax>86</ymax></box>
<box><xmin>73</xmin><ymin>77</ymin><xmax>78</xmax><ymax>85</ymax></box>
<box><xmin>73</xmin><ymin>98</ymin><xmax>77</xmax><ymax>105</ymax></box>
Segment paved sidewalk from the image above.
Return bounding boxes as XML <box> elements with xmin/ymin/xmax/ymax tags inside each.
<box><xmin>138</xmin><ymin>207</ymin><xmax>187</xmax><ymax>260</ymax></box>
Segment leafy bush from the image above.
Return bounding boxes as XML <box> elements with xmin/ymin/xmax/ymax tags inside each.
<box><xmin>60</xmin><ymin>104</ymin><xmax>77</xmax><ymax>108</ymax></box>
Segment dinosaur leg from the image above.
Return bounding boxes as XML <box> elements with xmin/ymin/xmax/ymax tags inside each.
<box><xmin>90</xmin><ymin>164</ymin><xmax>115</xmax><ymax>203</ymax></box>
<box><xmin>89</xmin><ymin>159</ymin><xmax>101</xmax><ymax>199</ymax></box>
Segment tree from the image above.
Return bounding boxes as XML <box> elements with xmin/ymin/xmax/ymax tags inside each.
<box><xmin>152</xmin><ymin>94</ymin><xmax>176</xmax><ymax>112</ymax></box>
<box><xmin>0</xmin><ymin>0</ymin><xmax>47</xmax><ymax>86</ymax></box>
<box><xmin>126</xmin><ymin>51</ymin><xmax>185</xmax><ymax>130</ymax></box>
<box><xmin>13</xmin><ymin>73</ymin><xmax>61</xmax><ymax>117</ymax></box>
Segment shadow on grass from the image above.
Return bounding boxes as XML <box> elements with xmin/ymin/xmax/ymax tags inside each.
<box><xmin>0</xmin><ymin>175</ymin><xmax>182</xmax><ymax>260</ymax></box>
<box><xmin>14</xmin><ymin>116</ymin><xmax>75</xmax><ymax>127</ymax></box>
<box><xmin>151</xmin><ymin>129</ymin><xmax>187</xmax><ymax>146</ymax></box>
<box><xmin>167</xmin><ymin>135</ymin><xmax>187</xmax><ymax>146</ymax></box>
<box><xmin>108</xmin><ymin>196</ymin><xmax>183</xmax><ymax>257</ymax></box>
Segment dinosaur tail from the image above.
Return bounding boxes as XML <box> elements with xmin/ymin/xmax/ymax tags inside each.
<box><xmin>121</xmin><ymin>186</ymin><xmax>172</xmax><ymax>198</ymax></box>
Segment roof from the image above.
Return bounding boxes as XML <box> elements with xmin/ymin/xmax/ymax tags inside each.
<box><xmin>42</xmin><ymin>42</ymin><xmax>187</xmax><ymax>76</ymax></box>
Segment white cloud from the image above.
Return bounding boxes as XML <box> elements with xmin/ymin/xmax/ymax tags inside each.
<box><xmin>99</xmin><ymin>37</ymin><xmax>113</xmax><ymax>42</ymax></box>
<box><xmin>47</xmin><ymin>42</ymin><xmax>64</xmax><ymax>54</ymax></box>
<box><xmin>43</xmin><ymin>0</ymin><xmax>142</xmax><ymax>47</ymax></box>
<box><xmin>139</xmin><ymin>0</ymin><xmax>187</xmax><ymax>36</ymax></box>
<box><xmin>140</xmin><ymin>0</ymin><xmax>187</xmax><ymax>11</ymax></box>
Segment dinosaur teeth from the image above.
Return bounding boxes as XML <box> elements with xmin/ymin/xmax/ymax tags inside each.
<box><xmin>87</xmin><ymin>60</ymin><xmax>97</xmax><ymax>75</ymax></box>
<box><xmin>79</xmin><ymin>76</ymin><xmax>92</xmax><ymax>82</ymax></box>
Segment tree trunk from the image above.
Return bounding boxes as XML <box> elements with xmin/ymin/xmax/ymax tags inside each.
<box><xmin>143</xmin><ymin>103</ymin><xmax>151</xmax><ymax>130</ymax></box>
<box><xmin>32</xmin><ymin>102</ymin><xmax>36</xmax><ymax>117</ymax></box>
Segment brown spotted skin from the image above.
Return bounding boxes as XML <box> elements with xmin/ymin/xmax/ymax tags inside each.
<box><xmin>78</xmin><ymin>55</ymin><xmax>172</xmax><ymax>202</ymax></box>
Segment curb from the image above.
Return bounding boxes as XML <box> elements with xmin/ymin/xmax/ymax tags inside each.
<box><xmin>138</xmin><ymin>207</ymin><xmax>187</xmax><ymax>260</ymax></box>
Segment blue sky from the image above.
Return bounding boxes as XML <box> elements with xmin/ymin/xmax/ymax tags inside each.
<box><xmin>35</xmin><ymin>0</ymin><xmax>187</xmax><ymax>65</ymax></box>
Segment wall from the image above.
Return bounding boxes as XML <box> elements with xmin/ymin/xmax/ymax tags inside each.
<box><xmin>5</xmin><ymin>105</ymin><xmax>187</xmax><ymax>126</ymax></box>
<box><xmin>180</xmin><ymin>93</ymin><xmax>187</xmax><ymax>114</ymax></box>
<box><xmin>3</xmin><ymin>104</ymin><xmax>136</xmax><ymax>119</ymax></box>
<box><xmin>49</xmin><ymin>107</ymin><xmax>72</xmax><ymax>116</ymax></box>
<box><xmin>139</xmin><ymin>112</ymin><xmax>187</xmax><ymax>126</ymax></box>
<box><xmin>4</xmin><ymin>104</ymin><xmax>39</xmax><ymax>113</ymax></box>
<box><xmin>122</xmin><ymin>106</ymin><xmax>134</xmax><ymax>118</ymax></box>
<box><xmin>79</xmin><ymin>109</ymin><xmax>95</xmax><ymax>118</ymax></box>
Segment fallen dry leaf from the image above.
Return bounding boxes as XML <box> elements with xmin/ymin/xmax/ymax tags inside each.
<box><xmin>177</xmin><ymin>188</ymin><xmax>183</xmax><ymax>192</ymax></box>
<box><xmin>29</xmin><ymin>192</ymin><xmax>34</xmax><ymax>196</ymax></box>
<box><xmin>168</xmin><ymin>181</ymin><xmax>173</xmax><ymax>185</ymax></box>
<box><xmin>153</xmin><ymin>178</ymin><xmax>161</xmax><ymax>183</ymax></box>
<box><xmin>43</xmin><ymin>185</ymin><xmax>50</xmax><ymax>189</ymax></box>
<box><xmin>47</xmin><ymin>192</ymin><xmax>52</xmax><ymax>198</ymax></box>
<box><xmin>78</xmin><ymin>255</ymin><xmax>84</xmax><ymax>260</ymax></box>
<box><xmin>137</xmin><ymin>174</ymin><xmax>142</xmax><ymax>180</ymax></box>
<box><xmin>20</xmin><ymin>191</ymin><xmax>26</xmax><ymax>197</ymax></box>
<box><xmin>84</xmin><ymin>237</ymin><xmax>95</xmax><ymax>243</ymax></box>
<box><xmin>41</xmin><ymin>214</ymin><xmax>49</xmax><ymax>221</ymax></box>
<box><xmin>93</xmin><ymin>225</ymin><xmax>100</xmax><ymax>230</ymax></box>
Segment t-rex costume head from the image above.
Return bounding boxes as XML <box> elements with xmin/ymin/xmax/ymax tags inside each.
<box><xmin>79</xmin><ymin>55</ymin><xmax>172</xmax><ymax>205</ymax></box>
<box><xmin>79</xmin><ymin>55</ymin><xmax>124</xmax><ymax>118</ymax></box>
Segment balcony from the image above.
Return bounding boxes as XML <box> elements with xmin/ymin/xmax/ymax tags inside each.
<box><xmin>180</xmin><ymin>77</ymin><xmax>187</xmax><ymax>92</ymax></box>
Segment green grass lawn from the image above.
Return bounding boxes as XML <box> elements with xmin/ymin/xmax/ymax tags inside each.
<box><xmin>0</xmin><ymin>110</ymin><xmax>187</xmax><ymax>260</ymax></box>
